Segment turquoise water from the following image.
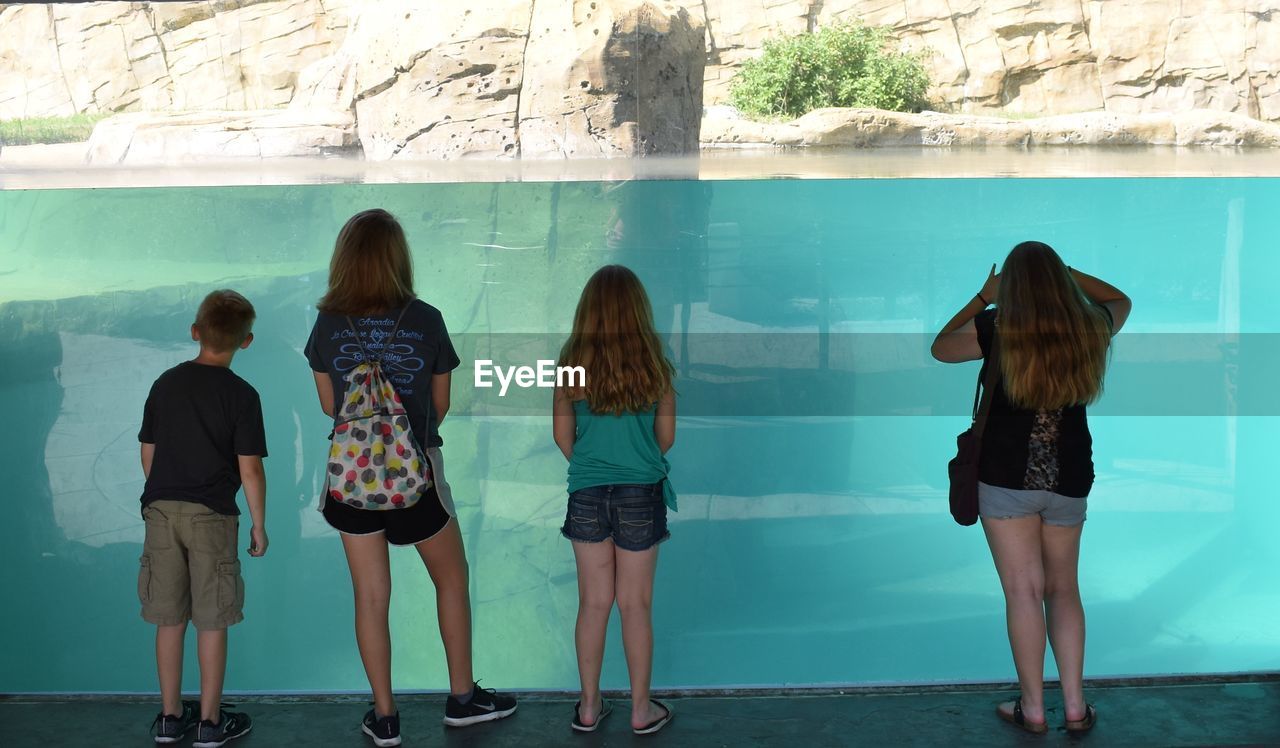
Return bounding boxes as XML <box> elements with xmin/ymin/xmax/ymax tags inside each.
<box><xmin>1</xmin><ymin>176</ymin><xmax>1277</xmax><ymax>693</ymax></box>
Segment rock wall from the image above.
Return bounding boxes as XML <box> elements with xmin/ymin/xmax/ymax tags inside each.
<box><xmin>72</xmin><ymin>0</ymin><xmax>705</xmax><ymax>161</ymax></box>
<box><xmin>289</xmin><ymin>0</ymin><xmax>705</xmax><ymax>159</ymax></box>
<box><xmin>703</xmin><ymin>107</ymin><xmax>1280</xmax><ymax>148</ymax></box>
<box><xmin>83</xmin><ymin>108</ymin><xmax>356</xmax><ymax>163</ymax></box>
<box><xmin>0</xmin><ymin>0</ymin><xmax>355</xmax><ymax>120</ymax></box>
<box><xmin>698</xmin><ymin>0</ymin><xmax>1280</xmax><ymax>121</ymax></box>
<box><xmin>5</xmin><ymin>0</ymin><xmax>1278</xmax><ymax>161</ymax></box>
<box><xmin>518</xmin><ymin>1</ymin><xmax>705</xmax><ymax>158</ymax></box>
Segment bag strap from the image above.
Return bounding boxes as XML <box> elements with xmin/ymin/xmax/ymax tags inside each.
<box><xmin>344</xmin><ymin>300</ymin><xmax>414</xmax><ymax>366</ymax></box>
<box><xmin>380</xmin><ymin>302</ymin><xmax>413</xmax><ymax>364</ymax></box>
<box><xmin>972</xmin><ymin>330</ymin><xmax>1001</xmax><ymax>439</ymax></box>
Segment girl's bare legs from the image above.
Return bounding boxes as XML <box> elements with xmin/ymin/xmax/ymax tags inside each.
<box><xmin>572</xmin><ymin>539</ymin><xmax>617</xmax><ymax>726</ymax></box>
<box><xmin>414</xmin><ymin>518</ymin><xmax>475</xmax><ymax>696</ymax></box>
<box><xmin>615</xmin><ymin>544</ymin><xmax>664</xmax><ymax>729</ymax></box>
<box><xmin>1042</xmin><ymin>521</ymin><xmax>1087</xmax><ymax>722</ymax></box>
<box><xmin>340</xmin><ymin>532</ymin><xmax>395</xmax><ymax>717</ymax></box>
<box><xmin>983</xmin><ymin>515</ymin><xmax>1048</xmax><ymax>725</ymax></box>
<box><xmin>155</xmin><ymin>623</ymin><xmax>186</xmax><ymax>717</ymax></box>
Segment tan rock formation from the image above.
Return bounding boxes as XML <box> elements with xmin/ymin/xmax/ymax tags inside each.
<box><xmin>0</xmin><ymin>0</ymin><xmax>355</xmax><ymax>120</ymax></box>
<box><xmin>84</xmin><ymin>108</ymin><xmax>356</xmax><ymax>163</ymax></box>
<box><xmin>518</xmin><ymin>1</ymin><xmax>705</xmax><ymax>158</ymax></box>
<box><xmin>7</xmin><ymin>0</ymin><xmax>1278</xmax><ymax>160</ymax></box>
<box><xmin>697</xmin><ymin>1</ymin><xmax>1280</xmax><ymax>121</ymax></box>
<box><xmin>300</xmin><ymin>0</ymin><xmax>704</xmax><ymax>160</ymax></box>
<box><xmin>701</xmin><ymin>108</ymin><xmax>1280</xmax><ymax>148</ymax></box>
<box><xmin>74</xmin><ymin>0</ymin><xmax>704</xmax><ymax>161</ymax></box>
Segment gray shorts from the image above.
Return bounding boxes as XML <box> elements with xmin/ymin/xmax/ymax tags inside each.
<box><xmin>978</xmin><ymin>482</ymin><xmax>1087</xmax><ymax>526</ymax></box>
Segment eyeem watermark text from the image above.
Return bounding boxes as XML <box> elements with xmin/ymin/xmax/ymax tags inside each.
<box><xmin>474</xmin><ymin>360</ymin><xmax>586</xmax><ymax>396</ymax></box>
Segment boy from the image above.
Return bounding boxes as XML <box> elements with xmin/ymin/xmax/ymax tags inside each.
<box><xmin>138</xmin><ymin>289</ymin><xmax>268</xmax><ymax>746</ymax></box>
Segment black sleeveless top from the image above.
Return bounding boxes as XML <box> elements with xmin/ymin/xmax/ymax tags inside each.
<box><xmin>973</xmin><ymin>308</ymin><xmax>1111</xmax><ymax>499</ymax></box>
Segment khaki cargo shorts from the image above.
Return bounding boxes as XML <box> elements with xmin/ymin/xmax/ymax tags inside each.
<box><xmin>138</xmin><ymin>500</ymin><xmax>245</xmax><ymax>631</ymax></box>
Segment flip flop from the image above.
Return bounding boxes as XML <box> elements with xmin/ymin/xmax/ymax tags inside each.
<box><xmin>633</xmin><ymin>700</ymin><xmax>674</xmax><ymax>736</ymax></box>
<box><xmin>997</xmin><ymin>697</ymin><xmax>1048</xmax><ymax>735</ymax></box>
<box><xmin>571</xmin><ymin>699</ymin><xmax>612</xmax><ymax>733</ymax></box>
<box><xmin>1065</xmin><ymin>704</ymin><xmax>1097</xmax><ymax>733</ymax></box>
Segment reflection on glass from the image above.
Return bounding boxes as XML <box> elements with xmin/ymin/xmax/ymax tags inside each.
<box><xmin>0</xmin><ymin>176</ymin><xmax>1277</xmax><ymax>693</ymax></box>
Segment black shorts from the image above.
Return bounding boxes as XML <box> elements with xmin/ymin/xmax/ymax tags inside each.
<box><xmin>323</xmin><ymin>477</ymin><xmax>452</xmax><ymax>546</ymax></box>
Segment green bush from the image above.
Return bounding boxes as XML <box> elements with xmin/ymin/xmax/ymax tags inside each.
<box><xmin>729</xmin><ymin>22</ymin><xmax>931</xmax><ymax>120</ymax></box>
<box><xmin>0</xmin><ymin>113</ymin><xmax>107</xmax><ymax>146</ymax></box>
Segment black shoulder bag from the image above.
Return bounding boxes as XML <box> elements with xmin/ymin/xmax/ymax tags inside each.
<box><xmin>948</xmin><ymin>336</ymin><xmax>1000</xmax><ymax>526</ymax></box>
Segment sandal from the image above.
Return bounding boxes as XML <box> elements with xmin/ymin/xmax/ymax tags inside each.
<box><xmin>633</xmin><ymin>699</ymin><xmax>674</xmax><ymax>735</ymax></box>
<box><xmin>1065</xmin><ymin>704</ymin><xmax>1097</xmax><ymax>733</ymax></box>
<box><xmin>997</xmin><ymin>697</ymin><xmax>1048</xmax><ymax>735</ymax></box>
<box><xmin>571</xmin><ymin>699</ymin><xmax>612</xmax><ymax>733</ymax></box>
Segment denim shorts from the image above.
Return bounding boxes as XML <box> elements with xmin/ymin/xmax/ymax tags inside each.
<box><xmin>978</xmin><ymin>482</ymin><xmax>1087</xmax><ymax>527</ymax></box>
<box><xmin>561</xmin><ymin>483</ymin><xmax>669</xmax><ymax>551</ymax></box>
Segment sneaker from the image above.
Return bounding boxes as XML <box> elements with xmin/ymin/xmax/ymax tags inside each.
<box><xmin>192</xmin><ymin>709</ymin><xmax>253</xmax><ymax>748</ymax></box>
<box><xmin>151</xmin><ymin>700</ymin><xmax>198</xmax><ymax>744</ymax></box>
<box><xmin>443</xmin><ymin>682</ymin><xmax>518</xmax><ymax>727</ymax></box>
<box><xmin>362</xmin><ymin>709</ymin><xmax>402</xmax><ymax>747</ymax></box>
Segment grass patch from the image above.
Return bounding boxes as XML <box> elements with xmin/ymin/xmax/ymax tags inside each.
<box><xmin>0</xmin><ymin>113</ymin><xmax>109</xmax><ymax>146</ymax></box>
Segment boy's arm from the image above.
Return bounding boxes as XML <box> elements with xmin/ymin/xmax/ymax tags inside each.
<box><xmin>234</xmin><ymin>392</ymin><xmax>269</xmax><ymax>557</ymax></box>
<box><xmin>140</xmin><ymin>442</ymin><xmax>155</xmax><ymax>478</ymax></box>
<box><xmin>238</xmin><ymin>455</ymin><xmax>268</xmax><ymax>557</ymax></box>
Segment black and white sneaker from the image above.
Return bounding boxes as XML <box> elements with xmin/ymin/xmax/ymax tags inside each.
<box><xmin>192</xmin><ymin>709</ymin><xmax>253</xmax><ymax>748</ymax></box>
<box><xmin>151</xmin><ymin>700</ymin><xmax>198</xmax><ymax>744</ymax></box>
<box><xmin>443</xmin><ymin>682</ymin><xmax>517</xmax><ymax>727</ymax></box>
<box><xmin>362</xmin><ymin>708</ymin><xmax>401</xmax><ymax>747</ymax></box>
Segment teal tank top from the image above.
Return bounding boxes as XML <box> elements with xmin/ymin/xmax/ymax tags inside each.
<box><xmin>566</xmin><ymin>399</ymin><xmax>677</xmax><ymax>511</ymax></box>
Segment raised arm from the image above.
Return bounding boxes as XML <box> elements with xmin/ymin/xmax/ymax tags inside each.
<box><xmin>931</xmin><ymin>265</ymin><xmax>998</xmax><ymax>364</ymax></box>
<box><xmin>1070</xmin><ymin>267</ymin><xmax>1132</xmax><ymax>332</ymax></box>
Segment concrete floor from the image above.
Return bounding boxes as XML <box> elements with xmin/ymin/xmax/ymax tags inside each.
<box><xmin>2</xmin><ymin>681</ymin><xmax>1277</xmax><ymax>747</ymax></box>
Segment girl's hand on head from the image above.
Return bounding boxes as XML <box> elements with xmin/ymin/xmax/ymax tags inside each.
<box><xmin>980</xmin><ymin>263</ymin><xmax>1000</xmax><ymax>302</ymax></box>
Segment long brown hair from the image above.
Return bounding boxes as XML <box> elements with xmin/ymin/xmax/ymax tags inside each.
<box><xmin>559</xmin><ymin>265</ymin><xmax>674</xmax><ymax>415</ymax></box>
<box><xmin>996</xmin><ymin>241</ymin><xmax>1111</xmax><ymax>410</ymax></box>
<box><xmin>317</xmin><ymin>209</ymin><xmax>415</xmax><ymax>314</ymax></box>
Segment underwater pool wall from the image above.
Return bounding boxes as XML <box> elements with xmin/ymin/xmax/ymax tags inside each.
<box><xmin>1</xmin><ymin>171</ymin><xmax>1277</xmax><ymax>693</ymax></box>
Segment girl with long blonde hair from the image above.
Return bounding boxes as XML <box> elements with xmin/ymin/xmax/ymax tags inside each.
<box><xmin>304</xmin><ymin>209</ymin><xmax>516</xmax><ymax>746</ymax></box>
<box><xmin>553</xmin><ymin>265</ymin><xmax>677</xmax><ymax>736</ymax></box>
<box><xmin>932</xmin><ymin>241</ymin><xmax>1131</xmax><ymax>736</ymax></box>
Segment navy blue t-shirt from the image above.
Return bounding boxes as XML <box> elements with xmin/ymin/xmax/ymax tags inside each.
<box><xmin>304</xmin><ymin>299</ymin><xmax>460</xmax><ymax>448</ymax></box>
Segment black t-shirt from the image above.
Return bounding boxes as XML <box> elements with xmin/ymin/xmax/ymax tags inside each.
<box><xmin>138</xmin><ymin>361</ymin><xmax>268</xmax><ymax>516</ymax></box>
<box><xmin>304</xmin><ymin>299</ymin><xmax>460</xmax><ymax>449</ymax></box>
<box><xmin>974</xmin><ymin>308</ymin><xmax>1111</xmax><ymax>499</ymax></box>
